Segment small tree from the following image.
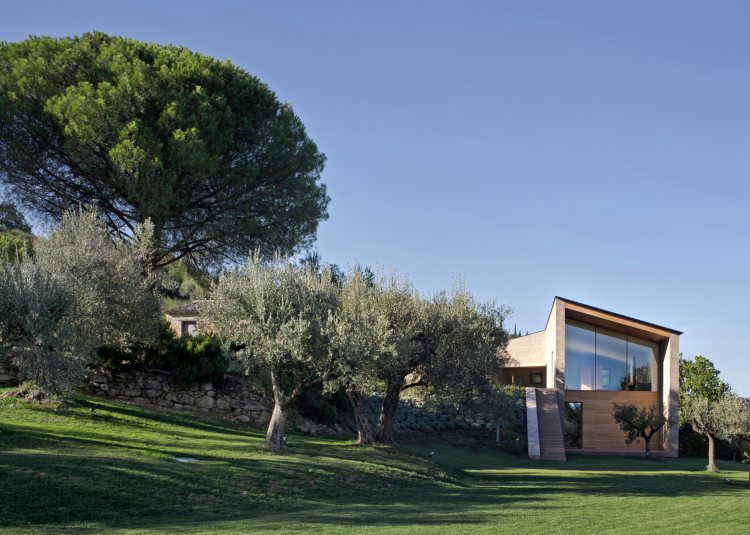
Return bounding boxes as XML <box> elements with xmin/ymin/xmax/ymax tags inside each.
<box><xmin>679</xmin><ymin>355</ymin><xmax>737</xmax><ymax>471</ymax></box>
<box><xmin>683</xmin><ymin>394</ymin><xmax>749</xmax><ymax>472</ymax></box>
<box><xmin>483</xmin><ymin>384</ymin><xmax>526</xmax><ymax>443</ymax></box>
<box><xmin>612</xmin><ymin>403</ymin><xmax>666</xmax><ymax>458</ymax></box>
<box><xmin>202</xmin><ymin>253</ymin><xmax>337</xmax><ymax>450</ymax></box>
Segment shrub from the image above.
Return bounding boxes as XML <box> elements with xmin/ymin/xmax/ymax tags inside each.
<box><xmin>98</xmin><ymin>321</ymin><xmax>229</xmax><ymax>386</ymax></box>
<box><xmin>296</xmin><ymin>385</ymin><xmax>347</xmax><ymax>426</ymax></box>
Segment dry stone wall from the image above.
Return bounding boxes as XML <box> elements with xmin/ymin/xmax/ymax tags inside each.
<box><xmin>86</xmin><ymin>369</ymin><xmax>342</xmax><ymax>434</ymax></box>
<box><xmin>87</xmin><ymin>369</ymin><xmax>275</xmax><ymax>426</ymax></box>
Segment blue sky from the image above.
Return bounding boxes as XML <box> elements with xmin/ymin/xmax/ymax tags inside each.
<box><xmin>3</xmin><ymin>1</ymin><xmax>749</xmax><ymax>394</ymax></box>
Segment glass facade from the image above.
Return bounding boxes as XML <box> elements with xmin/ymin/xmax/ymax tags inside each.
<box><xmin>564</xmin><ymin>320</ymin><xmax>658</xmax><ymax>391</ymax></box>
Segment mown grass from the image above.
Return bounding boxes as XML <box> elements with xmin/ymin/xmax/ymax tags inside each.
<box><xmin>1</xmin><ymin>391</ymin><xmax>748</xmax><ymax>534</ymax></box>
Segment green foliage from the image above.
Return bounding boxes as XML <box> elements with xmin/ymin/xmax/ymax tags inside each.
<box><xmin>681</xmin><ymin>394</ymin><xmax>750</xmax><ymax>471</ymax></box>
<box><xmin>99</xmin><ymin>321</ymin><xmax>228</xmax><ymax>386</ymax></box>
<box><xmin>0</xmin><ymin>210</ymin><xmax>160</xmax><ymax>395</ymax></box>
<box><xmin>203</xmin><ymin>252</ymin><xmax>338</xmax><ymax>402</ymax></box>
<box><xmin>680</xmin><ymin>355</ymin><xmax>731</xmax><ymax>408</ymax></box>
<box><xmin>159</xmin><ymin>335</ymin><xmax>228</xmax><ymax>386</ymax></box>
<box><xmin>0</xmin><ymin>32</ymin><xmax>329</xmax><ymax>269</ymax></box>
<box><xmin>36</xmin><ymin>210</ymin><xmax>161</xmax><ymax>350</ymax></box>
<box><xmin>0</xmin><ymin>260</ymin><xmax>83</xmax><ymax>394</ymax></box>
<box><xmin>0</xmin><ymin>234</ymin><xmax>32</xmax><ymax>262</ymax></box>
<box><xmin>482</xmin><ymin>384</ymin><xmax>526</xmax><ymax>427</ymax></box>
<box><xmin>296</xmin><ymin>385</ymin><xmax>341</xmax><ymax>426</ymax></box>
<box><xmin>163</xmin><ymin>261</ymin><xmax>212</xmax><ymax>300</ymax></box>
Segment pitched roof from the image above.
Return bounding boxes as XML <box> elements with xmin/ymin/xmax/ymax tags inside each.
<box><xmin>164</xmin><ymin>300</ymin><xmax>206</xmax><ymax>316</ymax></box>
<box><xmin>554</xmin><ymin>296</ymin><xmax>683</xmax><ymax>335</ymax></box>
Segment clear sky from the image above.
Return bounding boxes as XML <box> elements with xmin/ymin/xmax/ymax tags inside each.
<box><xmin>3</xmin><ymin>1</ymin><xmax>749</xmax><ymax>394</ymax></box>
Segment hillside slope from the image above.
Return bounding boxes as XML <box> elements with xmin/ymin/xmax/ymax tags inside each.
<box><xmin>1</xmin><ymin>393</ymin><xmax>748</xmax><ymax>534</ymax></box>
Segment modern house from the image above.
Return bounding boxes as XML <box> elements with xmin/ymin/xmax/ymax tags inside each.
<box><xmin>505</xmin><ymin>297</ymin><xmax>681</xmax><ymax>460</ymax></box>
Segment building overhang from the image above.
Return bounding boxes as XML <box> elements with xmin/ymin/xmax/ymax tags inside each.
<box><xmin>553</xmin><ymin>296</ymin><xmax>681</xmax><ymax>343</ymax></box>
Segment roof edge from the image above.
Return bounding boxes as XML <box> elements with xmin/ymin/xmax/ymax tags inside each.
<box><xmin>555</xmin><ymin>296</ymin><xmax>683</xmax><ymax>335</ymax></box>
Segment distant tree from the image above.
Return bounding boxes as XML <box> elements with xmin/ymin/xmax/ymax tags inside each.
<box><xmin>683</xmin><ymin>395</ymin><xmax>749</xmax><ymax>472</ymax></box>
<box><xmin>202</xmin><ymin>254</ymin><xmax>338</xmax><ymax>450</ymax></box>
<box><xmin>0</xmin><ymin>33</ymin><xmax>329</xmax><ymax>270</ymax></box>
<box><xmin>679</xmin><ymin>355</ymin><xmax>735</xmax><ymax>471</ymax></box>
<box><xmin>680</xmin><ymin>355</ymin><xmax>731</xmax><ymax>409</ymax></box>
<box><xmin>612</xmin><ymin>403</ymin><xmax>666</xmax><ymax>458</ymax></box>
<box><xmin>483</xmin><ymin>384</ymin><xmax>526</xmax><ymax>443</ymax></box>
<box><xmin>0</xmin><ymin>211</ymin><xmax>160</xmax><ymax>395</ymax></box>
<box><xmin>0</xmin><ymin>202</ymin><xmax>31</xmax><ymax>234</ymax></box>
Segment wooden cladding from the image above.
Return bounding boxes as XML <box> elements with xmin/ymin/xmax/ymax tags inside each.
<box><xmin>564</xmin><ymin>390</ymin><xmax>663</xmax><ymax>452</ymax></box>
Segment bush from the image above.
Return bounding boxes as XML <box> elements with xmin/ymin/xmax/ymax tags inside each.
<box><xmin>98</xmin><ymin>321</ymin><xmax>229</xmax><ymax>386</ymax></box>
<box><xmin>296</xmin><ymin>385</ymin><xmax>349</xmax><ymax>426</ymax></box>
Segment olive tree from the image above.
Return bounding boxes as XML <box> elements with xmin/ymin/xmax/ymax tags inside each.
<box><xmin>37</xmin><ymin>210</ymin><xmax>161</xmax><ymax>350</ymax></box>
<box><xmin>373</xmin><ymin>282</ymin><xmax>509</xmax><ymax>445</ymax></box>
<box><xmin>0</xmin><ymin>260</ymin><xmax>82</xmax><ymax>394</ymax></box>
<box><xmin>202</xmin><ymin>254</ymin><xmax>337</xmax><ymax>450</ymax></box>
<box><xmin>0</xmin><ymin>210</ymin><xmax>160</xmax><ymax>395</ymax></box>
<box><xmin>683</xmin><ymin>394</ymin><xmax>749</xmax><ymax>472</ymax></box>
<box><xmin>482</xmin><ymin>384</ymin><xmax>526</xmax><ymax>444</ymax></box>
<box><xmin>612</xmin><ymin>403</ymin><xmax>666</xmax><ymax>458</ymax></box>
<box><xmin>324</xmin><ymin>266</ymin><xmax>392</xmax><ymax>445</ymax></box>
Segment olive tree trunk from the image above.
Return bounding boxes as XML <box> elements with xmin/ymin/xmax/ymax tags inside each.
<box><xmin>347</xmin><ymin>386</ymin><xmax>373</xmax><ymax>445</ymax></box>
<box><xmin>644</xmin><ymin>435</ymin><xmax>653</xmax><ymax>458</ymax></box>
<box><xmin>706</xmin><ymin>433</ymin><xmax>718</xmax><ymax>472</ymax></box>
<box><xmin>375</xmin><ymin>382</ymin><xmax>401</xmax><ymax>445</ymax></box>
<box><xmin>265</xmin><ymin>371</ymin><xmax>287</xmax><ymax>451</ymax></box>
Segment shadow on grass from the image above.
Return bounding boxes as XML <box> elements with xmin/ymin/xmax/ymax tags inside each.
<box><xmin>1</xmin><ymin>401</ymin><xmax>748</xmax><ymax>532</ymax></box>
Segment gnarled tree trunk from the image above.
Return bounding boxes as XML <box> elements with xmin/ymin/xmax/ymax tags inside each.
<box><xmin>375</xmin><ymin>382</ymin><xmax>401</xmax><ymax>445</ymax></box>
<box><xmin>347</xmin><ymin>386</ymin><xmax>373</xmax><ymax>445</ymax></box>
<box><xmin>706</xmin><ymin>434</ymin><xmax>718</xmax><ymax>472</ymax></box>
<box><xmin>265</xmin><ymin>371</ymin><xmax>287</xmax><ymax>451</ymax></box>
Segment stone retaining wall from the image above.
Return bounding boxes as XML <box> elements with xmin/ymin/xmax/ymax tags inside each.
<box><xmin>88</xmin><ymin>369</ymin><xmax>274</xmax><ymax>426</ymax></box>
<box><xmin>86</xmin><ymin>368</ymin><xmax>341</xmax><ymax>434</ymax></box>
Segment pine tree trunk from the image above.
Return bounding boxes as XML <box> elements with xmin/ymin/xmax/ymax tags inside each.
<box><xmin>375</xmin><ymin>382</ymin><xmax>401</xmax><ymax>445</ymax></box>
<box><xmin>265</xmin><ymin>371</ymin><xmax>287</xmax><ymax>451</ymax></box>
<box><xmin>496</xmin><ymin>418</ymin><xmax>501</xmax><ymax>443</ymax></box>
<box><xmin>347</xmin><ymin>386</ymin><xmax>373</xmax><ymax>445</ymax></box>
<box><xmin>706</xmin><ymin>434</ymin><xmax>718</xmax><ymax>472</ymax></box>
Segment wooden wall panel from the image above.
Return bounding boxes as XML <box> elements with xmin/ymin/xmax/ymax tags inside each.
<box><xmin>564</xmin><ymin>390</ymin><xmax>663</xmax><ymax>452</ymax></box>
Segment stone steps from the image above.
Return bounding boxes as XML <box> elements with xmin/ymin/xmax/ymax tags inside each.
<box><xmin>535</xmin><ymin>388</ymin><xmax>567</xmax><ymax>461</ymax></box>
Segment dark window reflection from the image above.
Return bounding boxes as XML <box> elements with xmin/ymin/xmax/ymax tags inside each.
<box><xmin>564</xmin><ymin>402</ymin><xmax>583</xmax><ymax>448</ymax></box>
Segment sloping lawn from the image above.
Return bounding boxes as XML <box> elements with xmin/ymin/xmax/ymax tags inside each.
<box><xmin>1</xmin><ymin>392</ymin><xmax>748</xmax><ymax>534</ymax></box>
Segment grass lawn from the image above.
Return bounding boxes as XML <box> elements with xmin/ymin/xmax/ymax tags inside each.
<box><xmin>1</xmin><ymin>392</ymin><xmax>748</xmax><ymax>534</ymax></box>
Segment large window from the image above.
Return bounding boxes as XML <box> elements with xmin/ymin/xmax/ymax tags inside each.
<box><xmin>564</xmin><ymin>320</ymin><xmax>657</xmax><ymax>391</ymax></box>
